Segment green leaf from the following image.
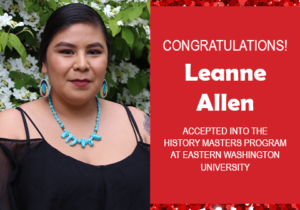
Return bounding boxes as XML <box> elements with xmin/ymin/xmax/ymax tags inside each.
<box><xmin>0</xmin><ymin>32</ymin><xmax>8</xmax><ymax>51</ymax></box>
<box><xmin>18</xmin><ymin>32</ymin><xmax>26</xmax><ymax>41</ymax></box>
<box><xmin>0</xmin><ymin>8</ymin><xmax>4</xmax><ymax>16</ymax></box>
<box><xmin>127</xmin><ymin>78</ymin><xmax>143</xmax><ymax>96</ymax></box>
<box><xmin>121</xmin><ymin>9</ymin><xmax>130</xmax><ymax>22</ymax></box>
<box><xmin>40</xmin><ymin>13</ymin><xmax>49</xmax><ymax>25</ymax></box>
<box><xmin>33</xmin><ymin>2</ymin><xmax>40</xmax><ymax>12</ymax></box>
<box><xmin>122</xmin><ymin>27</ymin><xmax>134</xmax><ymax>47</ymax></box>
<box><xmin>60</xmin><ymin>0</ymin><xmax>72</xmax><ymax>2</ymax></box>
<box><xmin>124</xmin><ymin>45</ymin><xmax>130</xmax><ymax>59</ymax></box>
<box><xmin>128</xmin><ymin>6</ymin><xmax>144</xmax><ymax>21</ymax></box>
<box><xmin>106</xmin><ymin>76</ymin><xmax>118</xmax><ymax>89</ymax></box>
<box><xmin>8</xmin><ymin>33</ymin><xmax>27</xmax><ymax>63</ymax></box>
<box><xmin>115</xmin><ymin>11</ymin><xmax>123</xmax><ymax>22</ymax></box>
<box><xmin>49</xmin><ymin>0</ymin><xmax>57</xmax><ymax>10</ymax></box>
<box><xmin>39</xmin><ymin>9</ymin><xmax>45</xmax><ymax>17</ymax></box>
<box><xmin>109</xmin><ymin>20</ymin><xmax>119</xmax><ymax>37</ymax></box>
<box><xmin>148</xmin><ymin>52</ymin><xmax>150</xmax><ymax>63</ymax></box>
<box><xmin>147</xmin><ymin>0</ymin><xmax>150</xmax><ymax>14</ymax></box>
<box><xmin>14</xmin><ymin>79</ymin><xmax>27</xmax><ymax>89</ymax></box>
<box><xmin>9</xmin><ymin>71</ymin><xmax>22</xmax><ymax>79</ymax></box>
<box><xmin>7</xmin><ymin>41</ymin><xmax>13</xmax><ymax>51</ymax></box>
<box><xmin>27</xmin><ymin>77</ymin><xmax>38</xmax><ymax>88</ymax></box>
<box><xmin>25</xmin><ymin>32</ymin><xmax>35</xmax><ymax>45</ymax></box>
<box><xmin>23</xmin><ymin>27</ymin><xmax>34</xmax><ymax>38</ymax></box>
<box><xmin>28</xmin><ymin>4</ymin><xmax>35</xmax><ymax>13</ymax></box>
<box><xmin>140</xmin><ymin>72</ymin><xmax>148</xmax><ymax>88</ymax></box>
<box><xmin>140</xmin><ymin>8</ymin><xmax>149</xmax><ymax>19</ymax></box>
<box><xmin>24</xmin><ymin>1</ymin><xmax>34</xmax><ymax>11</ymax></box>
<box><xmin>115</xmin><ymin>36</ymin><xmax>123</xmax><ymax>51</ymax></box>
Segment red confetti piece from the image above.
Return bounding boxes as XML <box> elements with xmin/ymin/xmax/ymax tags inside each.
<box><xmin>150</xmin><ymin>204</ymin><xmax>300</xmax><ymax>210</ymax></box>
<box><xmin>151</xmin><ymin>0</ymin><xmax>298</xmax><ymax>6</ymax></box>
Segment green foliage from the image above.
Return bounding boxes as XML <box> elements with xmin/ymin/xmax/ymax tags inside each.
<box><xmin>109</xmin><ymin>20</ymin><xmax>120</xmax><ymax>37</ymax></box>
<box><xmin>8</xmin><ymin>33</ymin><xmax>27</xmax><ymax>63</ymax></box>
<box><xmin>0</xmin><ymin>0</ymin><xmax>150</xmax><ymax>112</ymax></box>
<box><xmin>0</xmin><ymin>32</ymin><xmax>8</xmax><ymax>51</ymax></box>
<box><xmin>122</xmin><ymin>27</ymin><xmax>134</xmax><ymax>47</ymax></box>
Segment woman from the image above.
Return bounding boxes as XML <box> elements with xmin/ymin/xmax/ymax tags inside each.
<box><xmin>0</xmin><ymin>3</ymin><xmax>150</xmax><ymax>210</ymax></box>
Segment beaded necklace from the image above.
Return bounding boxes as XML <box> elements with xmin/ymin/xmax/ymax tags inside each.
<box><xmin>48</xmin><ymin>94</ymin><xmax>102</xmax><ymax>148</ymax></box>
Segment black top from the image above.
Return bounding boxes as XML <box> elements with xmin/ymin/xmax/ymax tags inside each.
<box><xmin>0</xmin><ymin>106</ymin><xmax>150</xmax><ymax>210</ymax></box>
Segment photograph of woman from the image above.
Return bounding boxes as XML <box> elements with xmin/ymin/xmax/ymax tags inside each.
<box><xmin>0</xmin><ymin>3</ymin><xmax>150</xmax><ymax>210</ymax></box>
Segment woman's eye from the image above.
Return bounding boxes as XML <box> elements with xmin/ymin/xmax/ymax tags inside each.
<box><xmin>88</xmin><ymin>50</ymin><xmax>101</xmax><ymax>55</ymax></box>
<box><xmin>60</xmin><ymin>50</ymin><xmax>74</xmax><ymax>55</ymax></box>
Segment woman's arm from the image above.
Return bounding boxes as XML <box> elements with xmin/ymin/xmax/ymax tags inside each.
<box><xmin>0</xmin><ymin>108</ymin><xmax>24</xmax><ymax>139</ymax></box>
<box><xmin>128</xmin><ymin>107</ymin><xmax>150</xmax><ymax>144</ymax></box>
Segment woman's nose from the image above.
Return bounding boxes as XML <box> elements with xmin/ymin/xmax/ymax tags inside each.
<box><xmin>73</xmin><ymin>52</ymin><xmax>89</xmax><ymax>71</ymax></box>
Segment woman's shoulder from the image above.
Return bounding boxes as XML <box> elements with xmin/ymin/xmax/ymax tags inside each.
<box><xmin>127</xmin><ymin>106</ymin><xmax>150</xmax><ymax>145</ymax></box>
<box><xmin>0</xmin><ymin>107</ymin><xmax>25</xmax><ymax>139</ymax></box>
<box><xmin>99</xmin><ymin>99</ymin><xmax>150</xmax><ymax>144</ymax></box>
<box><xmin>0</xmin><ymin>99</ymin><xmax>42</xmax><ymax>140</ymax></box>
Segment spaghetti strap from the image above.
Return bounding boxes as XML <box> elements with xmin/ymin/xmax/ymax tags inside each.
<box><xmin>123</xmin><ymin>106</ymin><xmax>144</xmax><ymax>143</ymax></box>
<box><xmin>16</xmin><ymin>107</ymin><xmax>30</xmax><ymax>140</ymax></box>
<box><xmin>15</xmin><ymin>107</ymin><xmax>45</xmax><ymax>140</ymax></box>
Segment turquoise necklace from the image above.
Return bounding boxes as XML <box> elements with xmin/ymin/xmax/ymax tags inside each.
<box><xmin>48</xmin><ymin>94</ymin><xmax>102</xmax><ymax>148</ymax></box>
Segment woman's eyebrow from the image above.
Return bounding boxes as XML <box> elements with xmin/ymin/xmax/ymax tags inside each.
<box><xmin>54</xmin><ymin>42</ymin><xmax>76</xmax><ymax>48</ymax></box>
<box><xmin>54</xmin><ymin>42</ymin><xmax>104</xmax><ymax>49</ymax></box>
<box><xmin>87</xmin><ymin>42</ymin><xmax>104</xmax><ymax>49</ymax></box>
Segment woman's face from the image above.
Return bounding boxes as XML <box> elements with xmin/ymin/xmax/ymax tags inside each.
<box><xmin>42</xmin><ymin>23</ymin><xmax>108</xmax><ymax>104</ymax></box>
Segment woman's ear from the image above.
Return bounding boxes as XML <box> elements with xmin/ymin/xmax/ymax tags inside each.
<box><xmin>41</xmin><ymin>62</ymin><xmax>48</xmax><ymax>74</ymax></box>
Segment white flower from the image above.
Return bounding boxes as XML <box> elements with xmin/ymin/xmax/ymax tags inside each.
<box><xmin>13</xmin><ymin>87</ymin><xmax>38</xmax><ymax>102</ymax></box>
<box><xmin>119</xmin><ymin>61</ymin><xmax>139</xmax><ymax>78</ymax></box>
<box><xmin>0</xmin><ymin>69</ymin><xmax>9</xmax><ymax>80</ymax></box>
<box><xmin>0</xmin><ymin>0</ymin><xmax>13</xmax><ymax>11</ymax></box>
<box><xmin>143</xmin><ymin>25</ymin><xmax>150</xmax><ymax>39</ymax></box>
<box><xmin>0</xmin><ymin>86</ymin><xmax>12</xmax><ymax>97</ymax></box>
<box><xmin>29</xmin><ymin>92</ymin><xmax>38</xmax><ymax>101</ymax></box>
<box><xmin>13</xmin><ymin>87</ymin><xmax>31</xmax><ymax>101</ymax></box>
<box><xmin>10</xmin><ymin>21</ymin><xmax>24</xmax><ymax>28</ymax></box>
<box><xmin>125</xmin><ymin>17</ymin><xmax>148</xmax><ymax>27</ymax></box>
<box><xmin>103</xmin><ymin>5</ymin><xmax>120</xmax><ymax>18</ymax></box>
<box><xmin>0</xmin><ymin>52</ymin><xmax>5</xmax><ymax>64</ymax></box>
<box><xmin>103</xmin><ymin>5</ymin><xmax>114</xmax><ymax>18</ymax></box>
<box><xmin>4</xmin><ymin>78</ymin><xmax>15</xmax><ymax>89</ymax></box>
<box><xmin>111</xmin><ymin>6</ymin><xmax>121</xmax><ymax>14</ymax></box>
<box><xmin>19</xmin><ymin>11</ymin><xmax>40</xmax><ymax>31</ymax></box>
<box><xmin>98</xmin><ymin>0</ymin><xmax>109</xmax><ymax>5</ymax></box>
<box><xmin>122</xmin><ymin>88</ymin><xmax>132</xmax><ymax>104</ymax></box>
<box><xmin>0</xmin><ymin>13</ymin><xmax>12</xmax><ymax>29</ymax></box>
<box><xmin>91</xmin><ymin>2</ymin><xmax>101</xmax><ymax>10</ymax></box>
<box><xmin>8</xmin><ymin>57</ymin><xmax>26</xmax><ymax>73</ymax></box>
<box><xmin>0</xmin><ymin>94</ymin><xmax>13</xmax><ymax>110</ymax></box>
<box><xmin>117</xmin><ymin>20</ymin><xmax>123</xmax><ymax>26</ymax></box>
<box><xmin>111</xmin><ymin>70</ymin><xmax>117</xmax><ymax>83</ymax></box>
<box><xmin>119</xmin><ymin>72</ymin><xmax>128</xmax><ymax>84</ymax></box>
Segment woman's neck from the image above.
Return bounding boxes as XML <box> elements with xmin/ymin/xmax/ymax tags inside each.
<box><xmin>47</xmin><ymin>90</ymin><xmax>99</xmax><ymax>120</ymax></box>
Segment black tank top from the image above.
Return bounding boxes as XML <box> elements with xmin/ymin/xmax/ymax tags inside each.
<box><xmin>0</xmin><ymin>106</ymin><xmax>150</xmax><ymax>210</ymax></box>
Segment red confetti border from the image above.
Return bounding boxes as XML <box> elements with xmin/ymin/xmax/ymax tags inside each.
<box><xmin>151</xmin><ymin>0</ymin><xmax>300</xmax><ymax>7</ymax></box>
<box><xmin>151</xmin><ymin>0</ymin><xmax>299</xmax><ymax>208</ymax></box>
<box><xmin>150</xmin><ymin>204</ymin><xmax>300</xmax><ymax>210</ymax></box>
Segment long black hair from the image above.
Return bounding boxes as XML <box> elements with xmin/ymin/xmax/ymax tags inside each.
<box><xmin>39</xmin><ymin>3</ymin><xmax>110</xmax><ymax>64</ymax></box>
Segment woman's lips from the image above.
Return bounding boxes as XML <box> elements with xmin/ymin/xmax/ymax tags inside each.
<box><xmin>70</xmin><ymin>79</ymin><xmax>90</xmax><ymax>87</ymax></box>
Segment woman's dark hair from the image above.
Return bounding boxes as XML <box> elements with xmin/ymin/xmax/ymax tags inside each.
<box><xmin>39</xmin><ymin>3</ymin><xmax>110</xmax><ymax>64</ymax></box>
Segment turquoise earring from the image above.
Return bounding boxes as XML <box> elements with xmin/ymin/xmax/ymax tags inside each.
<box><xmin>39</xmin><ymin>75</ymin><xmax>50</xmax><ymax>97</ymax></box>
<box><xmin>100</xmin><ymin>79</ymin><xmax>108</xmax><ymax>98</ymax></box>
